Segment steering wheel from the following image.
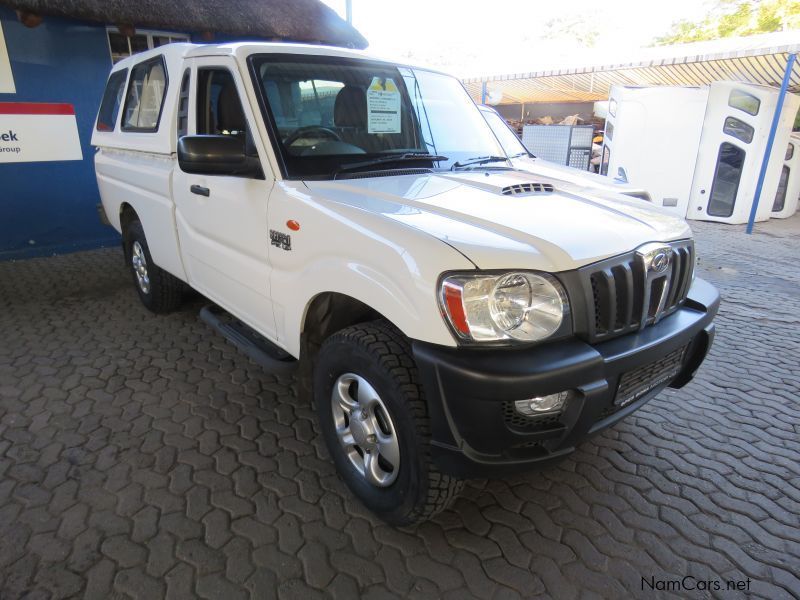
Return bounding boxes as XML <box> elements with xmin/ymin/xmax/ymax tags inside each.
<box><xmin>283</xmin><ymin>126</ymin><xmax>342</xmax><ymax>148</ymax></box>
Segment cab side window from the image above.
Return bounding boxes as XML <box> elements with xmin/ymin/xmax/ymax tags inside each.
<box><xmin>97</xmin><ymin>69</ymin><xmax>128</xmax><ymax>131</ymax></box>
<box><xmin>122</xmin><ymin>56</ymin><xmax>168</xmax><ymax>131</ymax></box>
<box><xmin>196</xmin><ymin>68</ymin><xmax>248</xmax><ymax>137</ymax></box>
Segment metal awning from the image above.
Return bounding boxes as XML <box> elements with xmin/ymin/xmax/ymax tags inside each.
<box><xmin>463</xmin><ymin>31</ymin><xmax>800</xmax><ymax>105</ymax></box>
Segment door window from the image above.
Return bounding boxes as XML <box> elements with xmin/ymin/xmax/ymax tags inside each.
<box><xmin>723</xmin><ymin>116</ymin><xmax>753</xmax><ymax>144</ymax></box>
<box><xmin>177</xmin><ymin>69</ymin><xmax>191</xmax><ymax>138</ymax></box>
<box><xmin>196</xmin><ymin>68</ymin><xmax>248</xmax><ymax>136</ymax></box>
<box><xmin>786</xmin><ymin>143</ymin><xmax>795</xmax><ymax>161</ymax></box>
<box><xmin>600</xmin><ymin>145</ymin><xmax>610</xmax><ymax>175</ymax></box>
<box><xmin>96</xmin><ymin>69</ymin><xmax>128</xmax><ymax>131</ymax></box>
<box><xmin>728</xmin><ymin>89</ymin><xmax>760</xmax><ymax>116</ymax></box>
<box><xmin>122</xmin><ymin>56</ymin><xmax>168</xmax><ymax>131</ymax></box>
<box><xmin>773</xmin><ymin>165</ymin><xmax>790</xmax><ymax>212</ymax></box>
<box><xmin>707</xmin><ymin>142</ymin><xmax>745</xmax><ymax>217</ymax></box>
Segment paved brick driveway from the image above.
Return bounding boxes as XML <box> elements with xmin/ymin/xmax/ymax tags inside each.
<box><xmin>1</xmin><ymin>215</ymin><xmax>799</xmax><ymax>599</ymax></box>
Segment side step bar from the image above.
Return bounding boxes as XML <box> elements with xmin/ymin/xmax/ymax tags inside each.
<box><xmin>199</xmin><ymin>304</ymin><xmax>297</xmax><ymax>375</ymax></box>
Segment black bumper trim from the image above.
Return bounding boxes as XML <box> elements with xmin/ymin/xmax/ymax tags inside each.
<box><xmin>412</xmin><ymin>278</ymin><xmax>720</xmax><ymax>478</ymax></box>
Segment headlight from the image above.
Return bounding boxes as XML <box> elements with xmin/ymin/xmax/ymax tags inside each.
<box><xmin>439</xmin><ymin>271</ymin><xmax>570</xmax><ymax>344</ymax></box>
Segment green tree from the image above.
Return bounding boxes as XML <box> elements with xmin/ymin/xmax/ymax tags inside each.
<box><xmin>655</xmin><ymin>0</ymin><xmax>800</xmax><ymax>45</ymax></box>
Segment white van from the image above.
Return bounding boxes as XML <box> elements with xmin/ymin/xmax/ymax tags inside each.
<box><xmin>92</xmin><ymin>43</ymin><xmax>719</xmax><ymax>525</ymax></box>
<box><xmin>477</xmin><ymin>105</ymin><xmax>653</xmax><ymax>203</ymax></box>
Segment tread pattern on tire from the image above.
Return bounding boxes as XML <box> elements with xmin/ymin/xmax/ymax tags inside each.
<box><xmin>126</xmin><ymin>220</ymin><xmax>184</xmax><ymax>314</ymax></box>
<box><xmin>325</xmin><ymin>320</ymin><xmax>464</xmax><ymax>522</ymax></box>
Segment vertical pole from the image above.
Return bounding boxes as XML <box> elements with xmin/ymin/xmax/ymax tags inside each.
<box><xmin>481</xmin><ymin>81</ymin><xmax>487</xmax><ymax>104</ymax></box>
<box><xmin>746</xmin><ymin>52</ymin><xmax>796</xmax><ymax>234</ymax></box>
<box><xmin>346</xmin><ymin>0</ymin><xmax>352</xmax><ymax>24</ymax></box>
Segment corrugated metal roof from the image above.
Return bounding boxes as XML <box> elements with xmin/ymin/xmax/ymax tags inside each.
<box><xmin>463</xmin><ymin>32</ymin><xmax>800</xmax><ymax>105</ymax></box>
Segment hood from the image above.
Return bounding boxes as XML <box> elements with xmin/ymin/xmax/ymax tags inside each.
<box><xmin>511</xmin><ymin>156</ymin><xmax>648</xmax><ymax>196</ymax></box>
<box><xmin>304</xmin><ymin>170</ymin><xmax>691</xmax><ymax>272</ymax></box>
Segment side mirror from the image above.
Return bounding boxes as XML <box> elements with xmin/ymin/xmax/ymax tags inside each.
<box><xmin>615</xmin><ymin>167</ymin><xmax>629</xmax><ymax>183</ymax></box>
<box><xmin>178</xmin><ymin>135</ymin><xmax>263</xmax><ymax>178</ymax></box>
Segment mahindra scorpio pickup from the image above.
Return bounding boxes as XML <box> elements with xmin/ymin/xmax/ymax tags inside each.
<box><xmin>92</xmin><ymin>42</ymin><xmax>719</xmax><ymax>525</ymax></box>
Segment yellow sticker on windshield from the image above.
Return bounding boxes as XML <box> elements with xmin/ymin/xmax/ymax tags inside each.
<box><xmin>366</xmin><ymin>77</ymin><xmax>401</xmax><ymax>134</ymax></box>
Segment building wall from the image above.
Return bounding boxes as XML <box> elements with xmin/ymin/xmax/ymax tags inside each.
<box><xmin>0</xmin><ymin>7</ymin><xmax>123</xmax><ymax>258</ymax></box>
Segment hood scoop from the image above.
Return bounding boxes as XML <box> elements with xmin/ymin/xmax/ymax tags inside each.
<box><xmin>501</xmin><ymin>182</ymin><xmax>555</xmax><ymax>196</ymax></box>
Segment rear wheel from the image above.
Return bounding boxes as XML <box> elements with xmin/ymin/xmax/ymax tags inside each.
<box><xmin>313</xmin><ymin>320</ymin><xmax>463</xmax><ymax>525</ymax></box>
<box><xmin>123</xmin><ymin>220</ymin><xmax>184</xmax><ymax>313</ymax></box>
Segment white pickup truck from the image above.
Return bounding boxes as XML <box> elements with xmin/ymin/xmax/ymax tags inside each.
<box><xmin>92</xmin><ymin>42</ymin><xmax>719</xmax><ymax>525</ymax></box>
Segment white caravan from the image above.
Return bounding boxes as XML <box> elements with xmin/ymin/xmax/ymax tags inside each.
<box><xmin>771</xmin><ymin>132</ymin><xmax>800</xmax><ymax>219</ymax></box>
<box><xmin>478</xmin><ymin>105</ymin><xmax>653</xmax><ymax>202</ymax></box>
<box><xmin>92</xmin><ymin>43</ymin><xmax>718</xmax><ymax>525</ymax></box>
<box><xmin>604</xmin><ymin>81</ymin><xmax>800</xmax><ymax>224</ymax></box>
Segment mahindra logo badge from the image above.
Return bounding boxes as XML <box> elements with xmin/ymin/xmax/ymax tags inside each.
<box><xmin>651</xmin><ymin>250</ymin><xmax>670</xmax><ymax>273</ymax></box>
<box><xmin>637</xmin><ymin>243</ymin><xmax>672</xmax><ymax>274</ymax></box>
<box><xmin>635</xmin><ymin>243</ymin><xmax>674</xmax><ymax>329</ymax></box>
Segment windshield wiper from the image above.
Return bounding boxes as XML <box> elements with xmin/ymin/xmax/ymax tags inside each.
<box><xmin>450</xmin><ymin>155</ymin><xmax>510</xmax><ymax>170</ymax></box>
<box><xmin>334</xmin><ymin>153</ymin><xmax>448</xmax><ymax>177</ymax></box>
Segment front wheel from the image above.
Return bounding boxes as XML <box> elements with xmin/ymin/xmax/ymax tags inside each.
<box><xmin>313</xmin><ymin>320</ymin><xmax>463</xmax><ymax>525</ymax></box>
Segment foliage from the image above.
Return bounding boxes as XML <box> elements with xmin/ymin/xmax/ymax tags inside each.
<box><xmin>655</xmin><ymin>0</ymin><xmax>800</xmax><ymax>45</ymax></box>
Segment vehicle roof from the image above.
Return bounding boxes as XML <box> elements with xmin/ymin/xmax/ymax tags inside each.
<box><xmin>109</xmin><ymin>41</ymin><xmax>429</xmax><ymax>73</ymax></box>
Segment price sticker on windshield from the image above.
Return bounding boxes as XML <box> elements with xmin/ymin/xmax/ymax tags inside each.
<box><xmin>366</xmin><ymin>77</ymin><xmax>401</xmax><ymax>134</ymax></box>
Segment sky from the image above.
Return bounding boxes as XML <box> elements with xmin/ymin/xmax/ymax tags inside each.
<box><xmin>321</xmin><ymin>0</ymin><xmax>711</xmax><ymax>77</ymax></box>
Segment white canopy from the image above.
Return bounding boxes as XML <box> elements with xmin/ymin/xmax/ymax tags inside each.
<box><xmin>463</xmin><ymin>31</ymin><xmax>800</xmax><ymax>105</ymax></box>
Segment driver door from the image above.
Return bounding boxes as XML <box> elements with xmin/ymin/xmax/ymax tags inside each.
<box><xmin>173</xmin><ymin>57</ymin><xmax>277</xmax><ymax>339</ymax></box>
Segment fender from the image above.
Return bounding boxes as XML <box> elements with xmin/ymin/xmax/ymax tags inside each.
<box><xmin>95</xmin><ymin>147</ymin><xmax>188</xmax><ymax>282</ymax></box>
<box><xmin>268</xmin><ymin>182</ymin><xmax>476</xmax><ymax>357</ymax></box>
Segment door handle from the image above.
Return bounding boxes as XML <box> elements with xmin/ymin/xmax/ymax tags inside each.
<box><xmin>190</xmin><ymin>185</ymin><xmax>210</xmax><ymax>197</ymax></box>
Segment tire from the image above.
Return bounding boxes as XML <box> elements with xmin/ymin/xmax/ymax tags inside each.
<box><xmin>123</xmin><ymin>220</ymin><xmax>184</xmax><ymax>314</ymax></box>
<box><xmin>313</xmin><ymin>320</ymin><xmax>463</xmax><ymax>525</ymax></box>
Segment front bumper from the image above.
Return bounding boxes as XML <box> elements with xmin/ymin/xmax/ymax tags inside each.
<box><xmin>413</xmin><ymin>277</ymin><xmax>720</xmax><ymax>478</ymax></box>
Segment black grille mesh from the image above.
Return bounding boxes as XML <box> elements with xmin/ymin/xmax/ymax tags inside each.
<box><xmin>597</xmin><ymin>344</ymin><xmax>688</xmax><ymax>421</ymax></box>
<box><xmin>502</xmin><ymin>402</ymin><xmax>563</xmax><ymax>431</ymax></box>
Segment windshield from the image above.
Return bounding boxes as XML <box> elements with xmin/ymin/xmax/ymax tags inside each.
<box><xmin>481</xmin><ymin>108</ymin><xmax>530</xmax><ymax>158</ymax></box>
<box><xmin>251</xmin><ymin>54</ymin><xmax>505</xmax><ymax>179</ymax></box>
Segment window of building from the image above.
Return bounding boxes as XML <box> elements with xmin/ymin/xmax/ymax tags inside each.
<box><xmin>96</xmin><ymin>69</ymin><xmax>128</xmax><ymax>131</ymax></box>
<box><xmin>122</xmin><ymin>56</ymin><xmax>168</xmax><ymax>132</ymax></box>
<box><xmin>707</xmin><ymin>142</ymin><xmax>745</xmax><ymax>217</ymax></box>
<box><xmin>107</xmin><ymin>28</ymin><xmax>189</xmax><ymax>64</ymax></box>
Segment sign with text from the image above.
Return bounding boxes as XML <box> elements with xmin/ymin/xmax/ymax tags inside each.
<box><xmin>0</xmin><ymin>103</ymin><xmax>83</xmax><ymax>163</ymax></box>
<box><xmin>0</xmin><ymin>23</ymin><xmax>14</xmax><ymax>93</ymax></box>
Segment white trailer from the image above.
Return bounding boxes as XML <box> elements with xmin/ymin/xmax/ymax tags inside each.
<box><xmin>603</xmin><ymin>81</ymin><xmax>800</xmax><ymax>224</ymax></box>
<box><xmin>771</xmin><ymin>132</ymin><xmax>800</xmax><ymax>219</ymax></box>
<box><xmin>601</xmin><ymin>86</ymin><xmax>708</xmax><ymax>218</ymax></box>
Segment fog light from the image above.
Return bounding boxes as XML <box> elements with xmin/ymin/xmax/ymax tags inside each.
<box><xmin>514</xmin><ymin>391</ymin><xmax>572</xmax><ymax>416</ymax></box>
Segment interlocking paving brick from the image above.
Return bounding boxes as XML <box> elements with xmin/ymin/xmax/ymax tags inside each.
<box><xmin>0</xmin><ymin>216</ymin><xmax>799</xmax><ymax>597</ymax></box>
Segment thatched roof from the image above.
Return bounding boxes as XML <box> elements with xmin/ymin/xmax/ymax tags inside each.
<box><xmin>0</xmin><ymin>0</ymin><xmax>368</xmax><ymax>49</ymax></box>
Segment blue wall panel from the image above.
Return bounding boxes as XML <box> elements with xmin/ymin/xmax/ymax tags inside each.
<box><xmin>0</xmin><ymin>7</ymin><xmax>119</xmax><ymax>259</ymax></box>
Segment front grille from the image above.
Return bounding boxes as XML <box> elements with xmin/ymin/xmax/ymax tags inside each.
<box><xmin>598</xmin><ymin>344</ymin><xmax>688</xmax><ymax>421</ymax></box>
<box><xmin>581</xmin><ymin>240</ymin><xmax>694</xmax><ymax>343</ymax></box>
